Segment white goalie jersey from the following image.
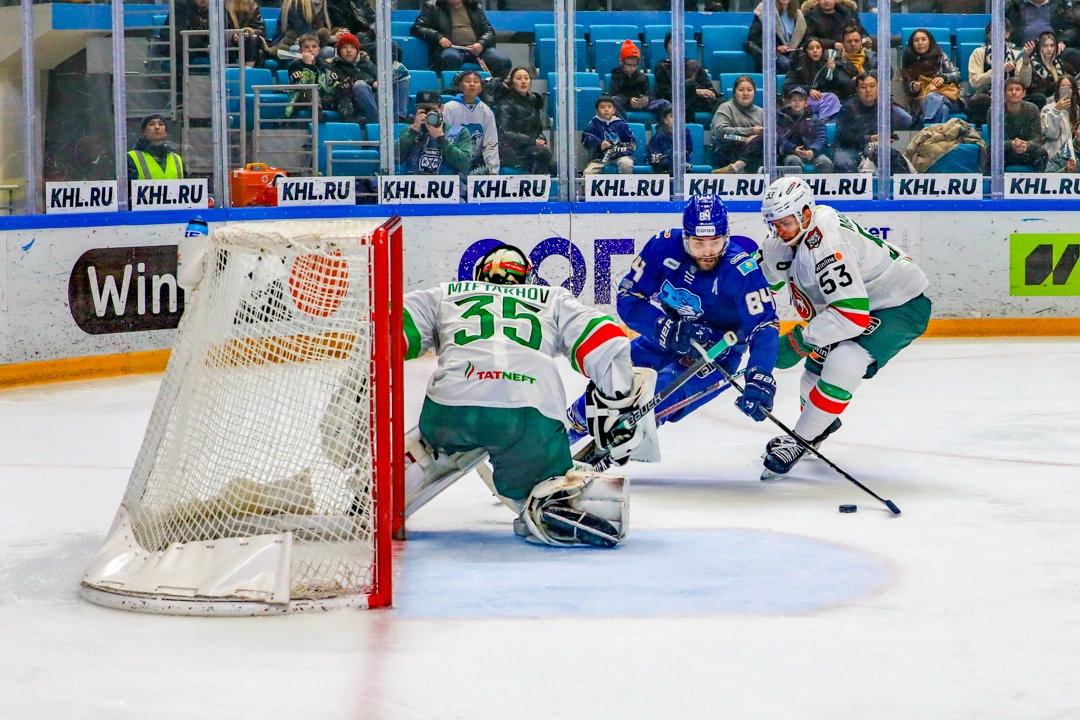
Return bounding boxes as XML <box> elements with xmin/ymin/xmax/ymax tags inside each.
<box><xmin>402</xmin><ymin>281</ymin><xmax>633</xmax><ymax>423</ymax></box>
<box><xmin>760</xmin><ymin>206</ymin><xmax>929</xmax><ymax>348</ymax></box>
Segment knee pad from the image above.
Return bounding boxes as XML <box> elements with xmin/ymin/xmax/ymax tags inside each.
<box><xmin>820</xmin><ymin>341</ymin><xmax>874</xmax><ymax>396</ymax></box>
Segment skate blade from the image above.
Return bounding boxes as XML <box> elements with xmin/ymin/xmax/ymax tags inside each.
<box><xmin>760</xmin><ymin>467</ymin><xmax>783</xmax><ymax>481</ymax></box>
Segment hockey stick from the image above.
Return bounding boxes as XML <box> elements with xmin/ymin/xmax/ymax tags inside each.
<box><xmin>696</xmin><ymin>343</ymin><xmax>901</xmax><ymax>515</ymax></box>
<box><xmin>654</xmin><ymin>368</ymin><xmax>745</xmax><ymax>423</ymax></box>
<box><xmin>575</xmin><ymin>331</ymin><xmax>739</xmax><ymax>470</ymax></box>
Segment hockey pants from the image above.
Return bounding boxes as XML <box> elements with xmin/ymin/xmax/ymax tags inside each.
<box><xmin>793</xmin><ymin>294</ymin><xmax>932</xmax><ymax>440</ymax></box>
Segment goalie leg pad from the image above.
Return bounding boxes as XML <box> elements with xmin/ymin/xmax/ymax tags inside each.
<box><xmin>403</xmin><ymin>426</ymin><xmax>489</xmax><ymax>517</ymax></box>
<box><xmin>585</xmin><ymin>368</ymin><xmax>658</xmax><ymax>465</ymax></box>
<box><xmin>520</xmin><ymin>468</ymin><xmax>629</xmax><ymax>547</ymax></box>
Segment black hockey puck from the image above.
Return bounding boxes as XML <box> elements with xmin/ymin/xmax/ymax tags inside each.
<box><xmin>839</xmin><ymin>504</ymin><xmax>857</xmax><ymax>513</ymax></box>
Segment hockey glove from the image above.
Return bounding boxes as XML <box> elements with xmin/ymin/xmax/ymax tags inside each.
<box><xmin>775</xmin><ymin>324</ymin><xmax>814</xmax><ymax>369</ymax></box>
<box><xmin>734</xmin><ymin>366</ymin><xmax>776</xmax><ymax>422</ymax></box>
<box><xmin>656</xmin><ymin>317</ymin><xmax>724</xmax><ymax>358</ymax></box>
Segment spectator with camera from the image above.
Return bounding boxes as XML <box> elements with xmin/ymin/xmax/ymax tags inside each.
<box><xmin>582</xmin><ymin>96</ymin><xmax>636</xmax><ymax>174</ymax></box>
<box><xmin>777</xmin><ymin>87</ymin><xmax>834</xmax><ymax>173</ymax></box>
<box><xmin>443</xmin><ymin>70</ymin><xmax>501</xmax><ymax>174</ymax></box>
<box><xmin>967</xmin><ymin>20</ymin><xmax>1031</xmax><ymax>127</ymax></box>
<box><xmin>646</xmin><ymin>105</ymin><xmax>693</xmax><ymax>174</ymax></box>
<box><xmin>834</xmin><ymin>73</ymin><xmax>912</xmax><ymax>172</ymax></box>
<box><xmin>745</xmin><ymin>0</ymin><xmax>806</xmax><ymax>73</ymax></box>
<box><xmin>397</xmin><ymin>90</ymin><xmax>474</xmax><ymax>175</ymax></box>
<box><xmin>410</xmin><ymin>0</ymin><xmax>512</xmax><ymax>79</ymax></box>
<box><xmin>610</xmin><ymin>41</ymin><xmax>670</xmax><ymax>120</ymax></box>
<box><xmin>900</xmin><ymin>28</ymin><xmax>963</xmax><ymax>126</ymax></box>
<box><xmin>1042</xmin><ymin>74</ymin><xmax>1080</xmax><ymax>171</ymax></box>
<box><xmin>491</xmin><ymin>67</ymin><xmax>553</xmax><ymax>175</ymax></box>
<box><xmin>654</xmin><ymin>31</ymin><xmax>719</xmax><ymax>123</ymax></box>
<box><xmin>782</xmin><ymin>37</ymin><xmax>849</xmax><ymax>119</ymax></box>
<box><xmin>711</xmin><ymin>75</ymin><xmax>764</xmax><ymax>173</ymax></box>
<box><xmin>802</xmin><ymin>0</ymin><xmax>869</xmax><ymax>53</ymax></box>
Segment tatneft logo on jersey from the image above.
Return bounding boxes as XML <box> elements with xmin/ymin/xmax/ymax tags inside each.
<box><xmin>379</xmin><ymin>176</ymin><xmax>460</xmax><ymax>204</ymax></box>
<box><xmin>464</xmin><ymin>363</ymin><xmax>537</xmax><ymax>384</ymax></box>
<box><xmin>685</xmin><ymin>175</ymin><xmax>767</xmax><ymax>199</ymax></box>
<box><xmin>1009</xmin><ymin>234</ymin><xmax>1080</xmax><ymax>296</ymax></box>
<box><xmin>68</xmin><ymin>245</ymin><xmax>185</xmax><ymax>334</ymax></box>
<box><xmin>585</xmin><ymin>177</ymin><xmax>671</xmax><ymax>201</ymax></box>
<box><xmin>45</xmin><ymin>181</ymin><xmax>118</xmax><ymax>214</ymax></box>
<box><xmin>1004</xmin><ymin>173</ymin><xmax>1080</xmax><ymax>199</ymax></box>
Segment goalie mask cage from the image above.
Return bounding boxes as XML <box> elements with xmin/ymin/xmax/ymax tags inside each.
<box><xmin>81</xmin><ymin>218</ymin><xmax>404</xmax><ymax>615</ymax></box>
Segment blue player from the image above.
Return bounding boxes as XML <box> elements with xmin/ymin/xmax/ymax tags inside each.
<box><xmin>568</xmin><ymin>194</ymin><xmax>780</xmax><ymax>453</ymax></box>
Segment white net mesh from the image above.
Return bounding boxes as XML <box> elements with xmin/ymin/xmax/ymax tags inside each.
<box><xmin>118</xmin><ymin>220</ymin><xmax>385</xmax><ymax>601</ymax></box>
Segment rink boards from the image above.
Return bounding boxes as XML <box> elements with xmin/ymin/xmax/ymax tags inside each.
<box><xmin>0</xmin><ymin>201</ymin><xmax>1078</xmax><ymax>371</ymax></box>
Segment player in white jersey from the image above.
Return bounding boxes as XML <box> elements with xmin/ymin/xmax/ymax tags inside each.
<box><xmin>757</xmin><ymin>177</ymin><xmax>931</xmax><ymax>478</ymax></box>
<box><xmin>398</xmin><ymin>244</ymin><xmax>648</xmax><ymax>547</ymax></box>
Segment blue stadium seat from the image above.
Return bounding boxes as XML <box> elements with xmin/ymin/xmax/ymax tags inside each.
<box><xmin>710</xmin><ymin>50</ymin><xmax>756</xmax><ymax>78</ymax></box>
<box><xmin>264</xmin><ymin>18</ymin><xmax>277</xmax><ymax>39</ymax></box>
<box><xmin>410</xmin><ymin>70</ymin><xmax>440</xmax><ymax>94</ymax></box>
<box><xmin>534</xmin><ymin>24</ymin><xmax>585</xmax><ymax>40</ymax></box>
<box><xmin>548</xmin><ymin>72</ymin><xmax>602</xmax><ymax>89</ymax></box>
<box><xmin>392</xmin><ymin>21</ymin><xmax>413</xmax><ymax>36</ymax></box>
<box><xmin>627</xmin><ymin>111</ymin><xmax>655</xmax><ymax>126</ymax></box>
<box><xmin>550</xmin><ymin>87</ymin><xmax>604</xmax><ymax>129</ymax></box>
<box><xmin>277</xmin><ymin>69</ymin><xmax>289</xmax><ymax>85</ymax></box>
<box><xmin>364</xmin><ymin>123</ymin><xmax>411</xmax><ymax>143</ymax></box>
<box><xmin>589</xmin><ymin>24</ymin><xmax>641</xmax><ymax>43</ymax></box>
<box><xmin>927</xmin><ymin>143</ymin><xmax>981</xmax><ymax>173</ymax></box>
<box><xmin>646</xmin><ymin>38</ymin><xmax>697</xmax><ymax>69</ymax></box>
<box><xmin>261</xmin><ymin>7</ymin><xmax>280</xmax><ymax>21</ymax></box>
<box><xmin>315</xmin><ymin>122</ymin><xmax>377</xmax><ymax>177</ymax></box>
<box><xmin>537</xmin><ymin>37</ymin><xmax>588</xmax><ymax>76</ymax></box>
<box><xmin>643</xmin><ymin>24</ymin><xmax>695</xmax><ymax>45</ymax></box>
<box><xmin>956</xmin><ymin>27</ymin><xmax>986</xmax><ymax>45</ymax></box>
<box><xmin>395</xmin><ymin>36</ymin><xmax>428</xmax><ymax>70</ymax></box>
<box><xmin>694</xmin><ymin>112</ymin><xmax>713</xmax><ymax>127</ymax></box>
<box><xmin>687</xmin><ymin>123</ymin><xmax>707</xmax><ymax>167</ymax></box>
<box><xmin>627</xmin><ymin>122</ymin><xmax>648</xmax><ymax>165</ymax></box>
<box><xmin>960</xmin><ymin>43</ymin><xmax>981</xmax><ymax>83</ymax></box>
<box><xmin>825</xmin><ymin>122</ymin><xmax>836</xmax><ymax>146</ymax></box>
<box><xmin>701</xmin><ymin>26</ymin><xmax>747</xmax><ymax>56</ymax></box>
<box><xmin>593</xmin><ymin>39</ymin><xmax>641</xmax><ymax>73</ymax></box>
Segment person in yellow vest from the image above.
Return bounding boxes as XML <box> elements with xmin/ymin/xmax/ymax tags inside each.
<box><xmin>127</xmin><ymin>114</ymin><xmax>186</xmax><ymax>180</ymax></box>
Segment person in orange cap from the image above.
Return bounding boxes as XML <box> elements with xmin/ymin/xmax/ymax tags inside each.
<box><xmin>609</xmin><ymin>39</ymin><xmax>671</xmax><ymax>120</ymax></box>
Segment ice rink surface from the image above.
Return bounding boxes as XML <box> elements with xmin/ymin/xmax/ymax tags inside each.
<box><xmin>2</xmin><ymin>337</ymin><xmax>1079</xmax><ymax>719</ymax></box>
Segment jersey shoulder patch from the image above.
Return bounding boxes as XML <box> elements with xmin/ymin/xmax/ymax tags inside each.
<box><xmin>735</xmin><ymin>257</ymin><xmax>759</xmax><ymax>276</ymax></box>
<box><xmin>805</xmin><ymin>226</ymin><xmax>824</xmax><ymax>249</ymax></box>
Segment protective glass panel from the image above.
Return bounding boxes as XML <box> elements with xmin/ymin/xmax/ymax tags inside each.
<box><xmin>3</xmin><ymin>4</ymin><xmax>33</xmax><ymax>214</ymax></box>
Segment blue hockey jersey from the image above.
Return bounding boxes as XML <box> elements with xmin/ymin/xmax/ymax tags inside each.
<box><xmin>617</xmin><ymin>229</ymin><xmax>780</xmax><ymax>371</ymax></box>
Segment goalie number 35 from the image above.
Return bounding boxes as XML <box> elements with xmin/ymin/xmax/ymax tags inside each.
<box><xmin>744</xmin><ymin>288</ymin><xmax>773</xmax><ymax>315</ymax></box>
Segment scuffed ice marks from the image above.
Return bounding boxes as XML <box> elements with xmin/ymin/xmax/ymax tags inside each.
<box><xmin>0</xmin><ymin>533</ymin><xmax>102</xmax><ymax>607</ymax></box>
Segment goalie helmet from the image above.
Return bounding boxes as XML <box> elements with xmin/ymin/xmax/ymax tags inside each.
<box><xmin>761</xmin><ymin>177</ymin><xmax>816</xmax><ymax>246</ymax></box>
<box><xmin>475</xmin><ymin>244</ymin><xmax>532</xmax><ymax>285</ymax></box>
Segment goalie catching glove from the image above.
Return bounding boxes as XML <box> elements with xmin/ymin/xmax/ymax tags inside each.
<box><xmin>584</xmin><ymin>367</ymin><xmax>657</xmax><ymax>465</ymax></box>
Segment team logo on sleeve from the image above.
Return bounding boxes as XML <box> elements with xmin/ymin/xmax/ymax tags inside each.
<box><xmin>736</xmin><ymin>258</ymin><xmax>759</xmax><ymax>276</ymax></box>
<box><xmin>657</xmin><ymin>280</ymin><xmax>704</xmax><ymax>319</ymax></box>
<box><xmin>805</xmin><ymin>227</ymin><xmax>823</xmax><ymax>249</ymax></box>
<box><xmin>790</xmin><ymin>283</ymin><xmax>816</xmax><ymax>320</ymax></box>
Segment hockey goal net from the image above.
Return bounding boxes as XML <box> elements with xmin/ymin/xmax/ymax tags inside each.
<box><xmin>81</xmin><ymin>218</ymin><xmax>403</xmax><ymax>614</ymax></box>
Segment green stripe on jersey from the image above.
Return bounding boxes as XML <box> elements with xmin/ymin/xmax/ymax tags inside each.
<box><xmin>816</xmin><ymin>380</ymin><xmax>853</xmax><ymax>402</ymax></box>
<box><xmin>569</xmin><ymin>315</ymin><xmax>615</xmax><ymax>373</ymax></box>
<box><xmin>829</xmin><ymin>297</ymin><xmax>870</xmax><ymax>311</ymax></box>
<box><xmin>402</xmin><ymin>307</ymin><xmax>423</xmax><ymax>360</ymax></box>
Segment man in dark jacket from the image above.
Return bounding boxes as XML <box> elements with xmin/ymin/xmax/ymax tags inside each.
<box><xmin>1004</xmin><ymin>77</ymin><xmax>1049</xmax><ymax>170</ymax></box>
<box><xmin>127</xmin><ymin>114</ymin><xmax>186</xmax><ymax>180</ymax></box>
<box><xmin>777</xmin><ymin>87</ymin><xmax>834</xmax><ymax>172</ymax></box>
<box><xmin>837</xmin><ymin>26</ymin><xmax>875</xmax><ymax>99</ymax></box>
<box><xmin>834</xmin><ymin>73</ymin><xmax>912</xmax><ymax>172</ymax></box>
<box><xmin>653</xmin><ymin>31</ymin><xmax>718</xmax><ymax>123</ymax></box>
<box><xmin>802</xmin><ymin>0</ymin><xmax>869</xmax><ymax>52</ymax></box>
<box><xmin>410</xmin><ymin>0</ymin><xmax>511</xmax><ymax>78</ymax></box>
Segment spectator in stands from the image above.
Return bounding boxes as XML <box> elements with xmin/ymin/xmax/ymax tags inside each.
<box><xmin>269</xmin><ymin>0</ymin><xmax>342</xmax><ymax>60</ymax></box>
<box><xmin>968</xmin><ymin>21</ymin><xmax>1032</xmax><ymax>127</ymax></box>
<box><xmin>328</xmin><ymin>0</ymin><xmax>376</xmax><ymax>57</ymax></box>
<box><xmin>285</xmin><ymin>34</ymin><xmax>332</xmax><ymax>118</ymax></box>
<box><xmin>801</xmin><ymin>0</ymin><xmax>869</xmax><ymax>53</ymax></box>
<box><xmin>745</xmin><ymin>0</ymin><xmax>806</xmax><ymax>73</ymax></box>
<box><xmin>834</xmin><ymin>73</ymin><xmax>912</xmax><ymax>172</ymax></box>
<box><xmin>409</xmin><ymin>0</ymin><xmax>512</xmax><ymax>79</ymax></box>
<box><xmin>582</xmin><ymin>96</ymin><xmax>636</xmax><ymax>174</ymax></box>
<box><xmin>610</xmin><ymin>41</ymin><xmax>670</xmax><ymax>120</ymax></box>
<box><xmin>777</xmin><ymin>87</ymin><xmax>835</xmax><ymax>173</ymax></box>
<box><xmin>128</xmin><ymin>114</ymin><xmax>186</xmax><ymax>180</ymax></box>
<box><xmin>397</xmin><ymin>90</ymin><xmax>474</xmax><ymax>174</ymax></box>
<box><xmin>1004</xmin><ymin>77</ymin><xmax>1049</xmax><ymax>170</ymax></box>
<box><xmin>710</xmin><ymin>75</ymin><xmax>764</xmax><ymax>173</ymax></box>
<box><xmin>1026</xmin><ymin>31</ymin><xmax>1068</xmax><ymax>107</ymax></box>
<box><xmin>654</xmin><ymin>31</ymin><xmax>719</xmax><ymax>123</ymax></box>
<box><xmin>782</xmin><ymin>37</ymin><xmax>847</xmax><ymax>119</ymax></box>
<box><xmin>443</xmin><ymin>70</ymin><xmax>501</xmax><ymax>174</ymax></box>
<box><xmin>1007</xmin><ymin>0</ymin><xmax>1072</xmax><ymax>49</ymax></box>
<box><xmin>324</xmin><ymin>32</ymin><xmax>383</xmax><ymax>124</ymax></box>
<box><xmin>1041</xmin><ymin>74</ymin><xmax>1080</xmax><ymax>170</ymax></box>
<box><xmin>646</xmin><ymin>105</ymin><xmax>693</xmax><ymax>174</ymax></box>
<box><xmin>491</xmin><ymin>67</ymin><xmax>553</xmax><ymax>175</ymax></box>
<box><xmin>900</xmin><ymin>29</ymin><xmax>963</xmax><ymax>126</ymax></box>
<box><xmin>837</xmin><ymin>26</ymin><xmax>875</xmax><ymax>97</ymax></box>
<box><xmin>169</xmin><ymin>0</ymin><xmax>266</xmax><ymax>70</ymax></box>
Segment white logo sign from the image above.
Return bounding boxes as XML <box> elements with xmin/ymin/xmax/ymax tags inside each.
<box><xmin>796</xmin><ymin>174</ymin><xmax>873</xmax><ymax>200</ymax></box>
<box><xmin>893</xmin><ymin>174</ymin><xmax>983</xmax><ymax>200</ymax></box>
<box><xmin>379</xmin><ymin>175</ymin><xmax>460</xmax><ymax>204</ymax></box>
<box><xmin>46</xmin><ymin>181</ymin><xmax>118</xmax><ymax>214</ymax></box>
<box><xmin>685</xmin><ymin>174</ymin><xmax>767</xmax><ymax>199</ymax></box>
<box><xmin>276</xmin><ymin>177</ymin><xmax>354</xmax><ymax>206</ymax></box>
<box><xmin>130</xmin><ymin>179</ymin><xmax>209</xmax><ymax>211</ymax></box>
<box><xmin>1004</xmin><ymin>173</ymin><xmax>1080</xmax><ymax>199</ymax></box>
<box><xmin>465</xmin><ymin>175</ymin><xmax>550</xmax><ymax>203</ymax></box>
<box><xmin>584</xmin><ymin>176</ymin><xmax>671</xmax><ymax>201</ymax></box>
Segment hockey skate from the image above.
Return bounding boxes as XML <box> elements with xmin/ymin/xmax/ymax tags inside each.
<box><xmin>760</xmin><ymin>418</ymin><xmax>841</xmax><ymax>481</ymax></box>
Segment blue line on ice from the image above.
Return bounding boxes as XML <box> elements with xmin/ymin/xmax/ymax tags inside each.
<box><xmin>395</xmin><ymin>529</ymin><xmax>887</xmax><ymax>619</ymax></box>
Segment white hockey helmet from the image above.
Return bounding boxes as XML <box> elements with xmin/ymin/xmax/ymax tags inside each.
<box><xmin>761</xmin><ymin>177</ymin><xmax>816</xmax><ymax>246</ymax></box>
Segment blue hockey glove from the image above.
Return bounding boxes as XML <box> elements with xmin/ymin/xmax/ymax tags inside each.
<box><xmin>735</xmin><ymin>366</ymin><xmax>776</xmax><ymax>422</ymax></box>
<box><xmin>656</xmin><ymin>317</ymin><xmax>724</xmax><ymax>358</ymax></box>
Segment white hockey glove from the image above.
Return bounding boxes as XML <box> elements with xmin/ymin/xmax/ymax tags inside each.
<box><xmin>520</xmin><ymin>468</ymin><xmax>628</xmax><ymax>548</ymax></box>
<box><xmin>585</xmin><ymin>368</ymin><xmax>657</xmax><ymax>465</ymax></box>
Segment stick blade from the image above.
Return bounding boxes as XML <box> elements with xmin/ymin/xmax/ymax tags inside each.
<box><xmin>885</xmin><ymin>500</ymin><xmax>901</xmax><ymax>515</ymax></box>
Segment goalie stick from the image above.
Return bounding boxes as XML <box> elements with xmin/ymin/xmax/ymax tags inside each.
<box><xmin>654</xmin><ymin>368</ymin><xmax>745</xmax><ymax>423</ymax></box>
<box><xmin>695</xmin><ymin>342</ymin><xmax>901</xmax><ymax>516</ymax></box>
<box><xmin>575</xmin><ymin>331</ymin><xmax>739</xmax><ymax>471</ymax></box>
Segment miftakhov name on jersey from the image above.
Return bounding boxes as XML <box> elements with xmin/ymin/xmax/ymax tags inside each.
<box><xmin>446</xmin><ymin>281</ymin><xmax>551</xmax><ymax>303</ymax></box>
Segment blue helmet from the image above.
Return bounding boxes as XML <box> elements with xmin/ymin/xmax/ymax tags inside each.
<box><xmin>682</xmin><ymin>194</ymin><xmax>729</xmax><ymax>255</ymax></box>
